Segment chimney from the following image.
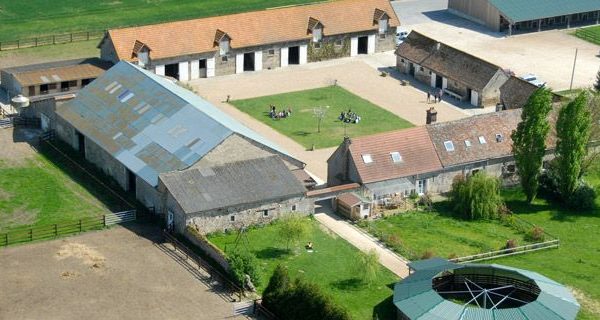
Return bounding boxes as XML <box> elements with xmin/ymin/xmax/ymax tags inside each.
<box><xmin>426</xmin><ymin>107</ymin><xmax>437</xmax><ymax>124</ymax></box>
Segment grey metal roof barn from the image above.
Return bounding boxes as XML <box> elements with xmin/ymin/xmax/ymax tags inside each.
<box><xmin>489</xmin><ymin>0</ymin><xmax>600</xmax><ymax>23</ymax></box>
<box><xmin>56</xmin><ymin>61</ymin><xmax>292</xmax><ymax>187</ymax></box>
<box><xmin>393</xmin><ymin>259</ymin><xmax>580</xmax><ymax>320</ymax></box>
<box><xmin>160</xmin><ymin>156</ymin><xmax>307</xmax><ymax>214</ymax></box>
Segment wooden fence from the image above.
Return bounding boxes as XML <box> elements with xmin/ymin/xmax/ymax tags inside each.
<box><xmin>575</xmin><ymin>28</ymin><xmax>600</xmax><ymax>45</ymax></box>
<box><xmin>449</xmin><ymin>239</ymin><xmax>560</xmax><ymax>263</ymax></box>
<box><xmin>0</xmin><ymin>30</ymin><xmax>105</xmax><ymax>51</ymax></box>
<box><xmin>0</xmin><ymin>210</ymin><xmax>135</xmax><ymax>247</ymax></box>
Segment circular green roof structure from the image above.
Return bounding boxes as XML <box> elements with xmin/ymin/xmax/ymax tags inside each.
<box><xmin>393</xmin><ymin>258</ymin><xmax>580</xmax><ymax>320</ymax></box>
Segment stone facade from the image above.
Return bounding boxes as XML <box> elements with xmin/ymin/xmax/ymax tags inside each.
<box><xmin>309</xmin><ymin>35</ymin><xmax>350</xmax><ymax>63</ymax></box>
<box><xmin>167</xmin><ymin>193</ymin><xmax>313</xmax><ymax>234</ymax></box>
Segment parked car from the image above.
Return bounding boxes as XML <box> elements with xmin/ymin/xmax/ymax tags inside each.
<box><xmin>396</xmin><ymin>30</ymin><xmax>409</xmax><ymax>45</ymax></box>
<box><xmin>521</xmin><ymin>73</ymin><xmax>546</xmax><ymax>87</ymax></box>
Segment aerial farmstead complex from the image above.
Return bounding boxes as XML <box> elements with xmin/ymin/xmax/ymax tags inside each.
<box><xmin>0</xmin><ymin>0</ymin><xmax>598</xmax><ymax>319</ymax></box>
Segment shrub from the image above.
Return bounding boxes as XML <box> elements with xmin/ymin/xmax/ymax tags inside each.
<box><xmin>526</xmin><ymin>226</ymin><xmax>545</xmax><ymax>242</ymax></box>
<box><xmin>504</xmin><ymin>239</ymin><xmax>518</xmax><ymax>250</ymax></box>
<box><xmin>355</xmin><ymin>249</ymin><xmax>380</xmax><ymax>287</ymax></box>
<box><xmin>447</xmin><ymin>253</ymin><xmax>458</xmax><ymax>260</ymax></box>
<box><xmin>450</xmin><ymin>172</ymin><xmax>504</xmax><ymax>220</ymax></box>
<box><xmin>227</xmin><ymin>250</ymin><xmax>261</xmax><ymax>288</ymax></box>
<box><xmin>263</xmin><ymin>266</ymin><xmax>350</xmax><ymax>320</ymax></box>
<box><xmin>278</xmin><ymin>214</ymin><xmax>310</xmax><ymax>250</ymax></box>
<box><xmin>567</xmin><ymin>182</ymin><xmax>597</xmax><ymax>210</ymax></box>
<box><xmin>421</xmin><ymin>250</ymin><xmax>435</xmax><ymax>260</ymax></box>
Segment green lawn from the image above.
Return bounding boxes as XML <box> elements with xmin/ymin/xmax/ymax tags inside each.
<box><xmin>574</xmin><ymin>26</ymin><xmax>600</xmax><ymax>45</ymax></box>
<box><xmin>231</xmin><ymin>86</ymin><xmax>413</xmax><ymax>149</ymax></box>
<box><xmin>363</xmin><ymin>205</ymin><xmax>535</xmax><ymax>261</ymax></box>
<box><xmin>208</xmin><ymin>218</ymin><xmax>399</xmax><ymax>320</ymax></box>
<box><xmin>0</xmin><ymin>0</ymin><xmax>322</xmax><ymax>42</ymax></box>
<box><xmin>0</xmin><ymin>142</ymin><xmax>131</xmax><ymax>232</ymax></box>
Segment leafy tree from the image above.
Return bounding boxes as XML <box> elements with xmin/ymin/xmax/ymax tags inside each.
<box><xmin>555</xmin><ymin>92</ymin><xmax>592</xmax><ymax>200</ymax></box>
<box><xmin>227</xmin><ymin>250</ymin><xmax>261</xmax><ymax>288</ymax></box>
<box><xmin>511</xmin><ymin>88</ymin><xmax>553</xmax><ymax>203</ymax></box>
<box><xmin>355</xmin><ymin>249</ymin><xmax>380</xmax><ymax>287</ymax></box>
<box><xmin>263</xmin><ymin>265</ymin><xmax>291</xmax><ymax>316</ymax></box>
<box><xmin>278</xmin><ymin>214</ymin><xmax>309</xmax><ymax>250</ymax></box>
<box><xmin>450</xmin><ymin>172</ymin><xmax>503</xmax><ymax>220</ymax></box>
<box><xmin>581</xmin><ymin>91</ymin><xmax>600</xmax><ymax>175</ymax></box>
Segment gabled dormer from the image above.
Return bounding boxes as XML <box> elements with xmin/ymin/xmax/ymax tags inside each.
<box><xmin>132</xmin><ymin>40</ymin><xmax>151</xmax><ymax>67</ymax></box>
<box><xmin>307</xmin><ymin>17</ymin><xmax>324</xmax><ymax>42</ymax></box>
<box><xmin>373</xmin><ymin>8</ymin><xmax>390</xmax><ymax>34</ymax></box>
<box><xmin>214</xmin><ymin>29</ymin><xmax>231</xmax><ymax>55</ymax></box>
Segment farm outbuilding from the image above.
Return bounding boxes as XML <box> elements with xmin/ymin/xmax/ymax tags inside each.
<box><xmin>99</xmin><ymin>0</ymin><xmax>399</xmax><ymax>81</ymax></box>
<box><xmin>334</xmin><ymin>192</ymin><xmax>371</xmax><ymax>220</ymax></box>
<box><xmin>448</xmin><ymin>0</ymin><xmax>600</xmax><ymax>34</ymax></box>
<box><xmin>54</xmin><ymin>61</ymin><xmax>314</xmax><ymax>233</ymax></box>
<box><xmin>0</xmin><ymin>58</ymin><xmax>112</xmax><ymax>100</ymax></box>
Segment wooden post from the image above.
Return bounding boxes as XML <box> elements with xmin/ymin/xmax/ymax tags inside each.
<box><xmin>538</xmin><ymin>19</ymin><xmax>542</xmax><ymax>32</ymax></box>
<box><xmin>103</xmin><ymin>214</ymin><xmax>106</xmax><ymax>227</ymax></box>
<box><xmin>53</xmin><ymin>35</ymin><xmax>55</xmax><ymax>45</ymax></box>
<box><xmin>30</xmin><ymin>229</ymin><xmax>33</xmax><ymax>241</ymax></box>
<box><xmin>87</xmin><ymin>32</ymin><xmax>90</xmax><ymax>41</ymax></box>
<box><xmin>70</xmin><ymin>33</ymin><xmax>73</xmax><ymax>42</ymax></box>
<box><xmin>79</xmin><ymin>219</ymin><xmax>82</xmax><ymax>232</ymax></box>
<box><xmin>4</xmin><ymin>233</ymin><xmax>8</xmax><ymax>246</ymax></box>
<box><xmin>35</xmin><ymin>38</ymin><xmax>38</xmax><ymax>47</ymax></box>
<box><xmin>17</xmin><ymin>40</ymin><xmax>19</xmax><ymax>49</ymax></box>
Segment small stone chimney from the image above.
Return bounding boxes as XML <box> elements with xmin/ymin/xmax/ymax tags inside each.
<box><xmin>426</xmin><ymin>107</ymin><xmax>437</xmax><ymax>124</ymax></box>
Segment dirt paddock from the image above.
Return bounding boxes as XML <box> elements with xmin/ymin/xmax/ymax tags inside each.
<box><xmin>0</xmin><ymin>224</ymin><xmax>244</xmax><ymax>320</ymax></box>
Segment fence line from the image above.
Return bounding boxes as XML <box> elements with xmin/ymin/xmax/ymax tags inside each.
<box><xmin>0</xmin><ymin>210</ymin><xmax>136</xmax><ymax>247</ymax></box>
<box><xmin>449</xmin><ymin>239</ymin><xmax>560</xmax><ymax>264</ymax></box>
<box><xmin>0</xmin><ymin>30</ymin><xmax>105</xmax><ymax>51</ymax></box>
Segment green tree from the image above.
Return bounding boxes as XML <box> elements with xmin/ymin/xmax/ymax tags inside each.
<box><xmin>278</xmin><ymin>214</ymin><xmax>309</xmax><ymax>250</ymax></box>
<box><xmin>555</xmin><ymin>92</ymin><xmax>592</xmax><ymax>200</ymax></box>
<box><xmin>595</xmin><ymin>69</ymin><xmax>600</xmax><ymax>92</ymax></box>
<box><xmin>450</xmin><ymin>172</ymin><xmax>503</xmax><ymax>220</ymax></box>
<box><xmin>582</xmin><ymin>91</ymin><xmax>600</xmax><ymax>175</ymax></box>
<box><xmin>227</xmin><ymin>250</ymin><xmax>261</xmax><ymax>288</ymax></box>
<box><xmin>511</xmin><ymin>88</ymin><xmax>553</xmax><ymax>203</ymax></box>
<box><xmin>263</xmin><ymin>265</ymin><xmax>291</xmax><ymax>316</ymax></box>
<box><xmin>355</xmin><ymin>249</ymin><xmax>380</xmax><ymax>287</ymax></box>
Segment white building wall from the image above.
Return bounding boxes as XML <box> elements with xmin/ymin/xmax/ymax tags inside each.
<box><xmin>155</xmin><ymin>65</ymin><xmax>165</xmax><ymax>76</ymax></box>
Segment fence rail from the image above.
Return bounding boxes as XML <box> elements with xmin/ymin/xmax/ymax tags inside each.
<box><xmin>0</xmin><ymin>210</ymin><xmax>135</xmax><ymax>247</ymax></box>
<box><xmin>575</xmin><ymin>28</ymin><xmax>600</xmax><ymax>45</ymax></box>
<box><xmin>449</xmin><ymin>239</ymin><xmax>560</xmax><ymax>264</ymax></box>
<box><xmin>0</xmin><ymin>30</ymin><xmax>105</xmax><ymax>51</ymax></box>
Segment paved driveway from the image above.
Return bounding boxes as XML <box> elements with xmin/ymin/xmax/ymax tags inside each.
<box><xmin>0</xmin><ymin>224</ymin><xmax>243</xmax><ymax>320</ymax></box>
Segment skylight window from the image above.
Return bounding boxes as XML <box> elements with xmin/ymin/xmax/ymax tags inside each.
<box><xmin>464</xmin><ymin>140</ymin><xmax>472</xmax><ymax>148</ymax></box>
<box><xmin>362</xmin><ymin>154</ymin><xmax>373</xmax><ymax>164</ymax></box>
<box><xmin>444</xmin><ymin>141</ymin><xmax>455</xmax><ymax>152</ymax></box>
<box><xmin>478</xmin><ymin>136</ymin><xmax>487</xmax><ymax>144</ymax></box>
<box><xmin>117</xmin><ymin>89</ymin><xmax>135</xmax><ymax>103</ymax></box>
<box><xmin>390</xmin><ymin>152</ymin><xmax>402</xmax><ymax>163</ymax></box>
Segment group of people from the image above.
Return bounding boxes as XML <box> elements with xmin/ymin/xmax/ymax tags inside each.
<box><xmin>269</xmin><ymin>105</ymin><xmax>293</xmax><ymax>119</ymax></box>
<box><xmin>338</xmin><ymin>109</ymin><xmax>362</xmax><ymax>124</ymax></box>
<box><xmin>427</xmin><ymin>88</ymin><xmax>444</xmax><ymax>103</ymax></box>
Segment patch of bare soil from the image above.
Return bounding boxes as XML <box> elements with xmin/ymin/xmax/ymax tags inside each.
<box><xmin>0</xmin><ymin>206</ymin><xmax>38</xmax><ymax>230</ymax></box>
<box><xmin>0</xmin><ymin>187</ymin><xmax>13</xmax><ymax>201</ymax></box>
<box><xmin>56</xmin><ymin>242</ymin><xmax>106</xmax><ymax>270</ymax></box>
<box><xmin>60</xmin><ymin>271</ymin><xmax>80</xmax><ymax>279</ymax></box>
<box><xmin>570</xmin><ymin>287</ymin><xmax>600</xmax><ymax>317</ymax></box>
<box><xmin>0</xmin><ymin>128</ymin><xmax>40</xmax><ymax>166</ymax></box>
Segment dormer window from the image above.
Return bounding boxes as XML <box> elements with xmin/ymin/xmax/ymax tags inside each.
<box><xmin>132</xmin><ymin>40</ymin><xmax>151</xmax><ymax>67</ymax></box>
<box><xmin>361</xmin><ymin>154</ymin><xmax>373</xmax><ymax>164</ymax></box>
<box><xmin>373</xmin><ymin>8</ymin><xmax>390</xmax><ymax>34</ymax></box>
<box><xmin>214</xmin><ymin>29</ymin><xmax>231</xmax><ymax>56</ymax></box>
<box><xmin>308</xmin><ymin>17</ymin><xmax>324</xmax><ymax>43</ymax></box>
<box><xmin>390</xmin><ymin>152</ymin><xmax>402</xmax><ymax>163</ymax></box>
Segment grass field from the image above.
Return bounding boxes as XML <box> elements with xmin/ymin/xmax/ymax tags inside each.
<box><xmin>231</xmin><ymin>86</ymin><xmax>413</xmax><ymax>149</ymax></box>
<box><xmin>0</xmin><ymin>0</ymin><xmax>322</xmax><ymax>42</ymax></box>
<box><xmin>363</xmin><ymin>206</ymin><xmax>536</xmax><ymax>261</ymax></box>
<box><xmin>574</xmin><ymin>26</ymin><xmax>600</xmax><ymax>45</ymax></box>
<box><xmin>208</xmin><ymin>218</ymin><xmax>399</xmax><ymax>320</ymax></box>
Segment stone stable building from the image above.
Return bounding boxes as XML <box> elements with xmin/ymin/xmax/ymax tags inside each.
<box><xmin>54</xmin><ymin>61</ymin><xmax>313</xmax><ymax>233</ymax></box>
<box><xmin>396</xmin><ymin>31</ymin><xmax>510</xmax><ymax>108</ymax></box>
<box><xmin>99</xmin><ymin>0</ymin><xmax>399</xmax><ymax>81</ymax></box>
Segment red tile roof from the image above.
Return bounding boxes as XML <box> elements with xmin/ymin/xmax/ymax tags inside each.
<box><xmin>106</xmin><ymin>0</ymin><xmax>399</xmax><ymax>61</ymax></box>
<box><xmin>348</xmin><ymin>126</ymin><xmax>443</xmax><ymax>184</ymax></box>
<box><xmin>337</xmin><ymin>192</ymin><xmax>362</xmax><ymax>207</ymax></box>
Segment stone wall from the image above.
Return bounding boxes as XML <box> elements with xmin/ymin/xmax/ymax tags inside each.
<box><xmin>83</xmin><ymin>136</ymin><xmax>128</xmax><ymax>190</ymax></box>
<box><xmin>55</xmin><ymin>114</ymin><xmax>78</xmax><ymax>150</ymax></box>
<box><xmin>99</xmin><ymin>37</ymin><xmax>119</xmax><ymax>64</ymax></box>
<box><xmin>262</xmin><ymin>47</ymin><xmax>281</xmax><ymax>70</ymax></box>
<box><xmin>214</xmin><ymin>52</ymin><xmax>237</xmax><ymax>77</ymax></box>
<box><xmin>184</xmin><ymin>227</ymin><xmax>230</xmax><ymax>271</ymax></box>
<box><xmin>308</xmin><ymin>35</ymin><xmax>350</xmax><ymax>63</ymax></box>
<box><xmin>185</xmin><ymin>196</ymin><xmax>314</xmax><ymax>234</ymax></box>
<box><xmin>376</xmin><ymin>27</ymin><xmax>398</xmax><ymax>52</ymax></box>
<box><xmin>136</xmin><ymin>177</ymin><xmax>164</xmax><ymax>213</ymax></box>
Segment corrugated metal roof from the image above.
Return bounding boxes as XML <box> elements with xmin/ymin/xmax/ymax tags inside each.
<box><xmin>56</xmin><ymin>61</ymin><xmax>294</xmax><ymax>187</ymax></box>
<box><xmin>489</xmin><ymin>0</ymin><xmax>600</xmax><ymax>23</ymax></box>
<box><xmin>160</xmin><ymin>156</ymin><xmax>306</xmax><ymax>213</ymax></box>
<box><xmin>2</xmin><ymin>58</ymin><xmax>112</xmax><ymax>87</ymax></box>
<box><xmin>393</xmin><ymin>259</ymin><xmax>580</xmax><ymax>320</ymax></box>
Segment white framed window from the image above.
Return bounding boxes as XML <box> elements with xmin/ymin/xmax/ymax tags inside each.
<box><xmin>444</xmin><ymin>141</ymin><xmax>455</xmax><ymax>152</ymax></box>
<box><xmin>362</xmin><ymin>154</ymin><xmax>373</xmax><ymax>164</ymax></box>
<box><xmin>230</xmin><ymin>215</ymin><xmax>235</xmax><ymax>222</ymax></box>
<box><xmin>312</xmin><ymin>27</ymin><xmax>322</xmax><ymax>42</ymax></box>
<box><xmin>219</xmin><ymin>39</ymin><xmax>230</xmax><ymax>55</ymax></box>
<box><xmin>478</xmin><ymin>136</ymin><xmax>487</xmax><ymax>144</ymax></box>
<box><xmin>262</xmin><ymin>210</ymin><xmax>269</xmax><ymax>217</ymax></box>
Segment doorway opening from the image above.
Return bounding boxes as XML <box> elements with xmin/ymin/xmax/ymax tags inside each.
<box><xmin>198</xmin><ymin>59</ymin><xmax>207</xmax><ymax>78</ymax></box>
<box><xmin>243</xmin><ymin>52</ymin><xmax>255</xmax><ymax>71</ymax></box>
<box><xmin>435</xmin><ymin>75</ymin><xmax>443</xmax><ymax>88</ymax></box>
<box><xmin>409</xmin><ymin>63</ymin><xmax>415</xmax><ymax>77</ymax></box>
<box><xmin>127</xmin><ymin>169</ymin><xmax>136</xmax><ymax>193</ymax></box>
<box><xmin>76</xmin><ymin>131</ymin><xmax>85</xmax><ymax>156</ymax></box>
<box><xmin>165</xmin><ymin>63</ymin><xmax>179</xmax><ymax>79</ymax></box>
<box><xmin>288</xmin><ymin>46</ymin><xmax>300</xmax><ymax>65</ymax></box>
<box><xmin>357</xmin><ymin>36</ymin><xmax>368</xmax><ymax>54</ymax></box>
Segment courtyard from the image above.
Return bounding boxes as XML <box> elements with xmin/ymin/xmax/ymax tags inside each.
<box><xmin>208</xmin><ymin>218</ymin><xmax>399</xmax><ymax>320</ymax></box>
<box><xmin>0</xmin><ymin>224</ymin><xmax>242</xmax><ymax>320</ymax></box>
<box><xmin>231</xmin><ymin>86</ymin><xmax>413</xmax><ymax>149</ymax></box>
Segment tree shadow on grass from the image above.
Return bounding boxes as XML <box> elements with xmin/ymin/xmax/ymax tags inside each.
<box><xmin>255</xmin><ymin>247</ymin><xmax>290</xmax><ymax>259</ymax></box>
<box><xmin>293</xmin><ymin>131</ymin><xmax>312</xmax><ymax>137</ymax></box>
<box><xmin>330</xmin><ymin>278</ymin><xmax>363</xmax><ymax>291</ymax></box>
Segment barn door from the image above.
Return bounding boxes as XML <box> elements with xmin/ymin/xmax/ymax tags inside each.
<box><xmin>254</xmin><ymin>50</ymin><xmax>263</xmax><ymax>71</ymax></box>
<box><xmin>430</xmin><ymin>72</ymin><xmax>436</xmax><ymax>88</ymax></box>
<box><xmin>299</xmin><ymin>45</ymin><xmax>308</xmax><ymax>65</ymax></box>
<box><xmin>367</xmin><ymin>34</ymin><xmax>375</xmax><ymax>54</ymax></box>
<box><xmin>281</xmin><ymin>47</ymin><xmax>289</xmax><ymax>67</ymax></box>
<box><xmin>235</xmin><ymin>53</ymin><xmax>244</xmax><ymax>74</ymax></box>
<box><xmin>350</xmin><ymin>37</ymin><xmax>358</xmax><ymax>57</ymax></box>
<box><xmin>206</xmin><ymin>57</ymin><xmax>215</xmax><ymax>77</ymax></box>
<box><xmin>470</xmin><ymin>90</ymin><xmax>479</xmax><ymax>106</ymax></box>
